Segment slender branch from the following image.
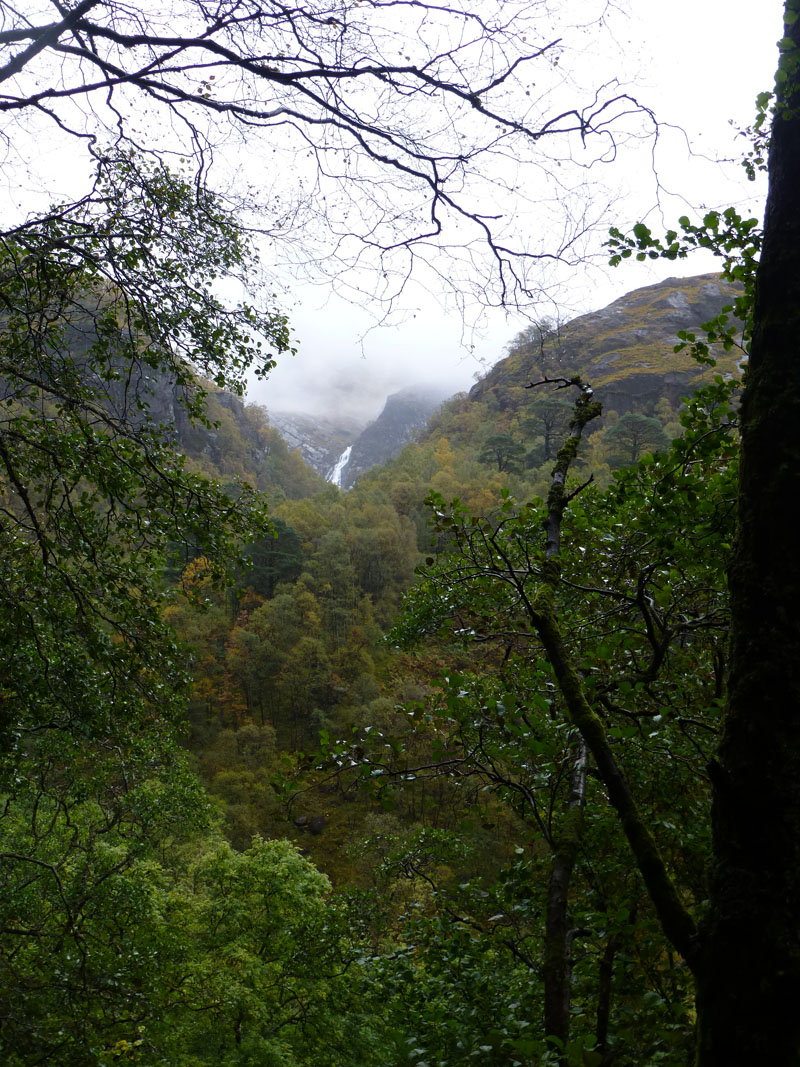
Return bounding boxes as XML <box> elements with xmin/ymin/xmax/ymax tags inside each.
<box><xmin>530</xmin><ymin>596</ymin><xmax>699</xmax><ymax>970</ymax></box>
<box><xmin>515</xmin><ymin>377</ymin><xmax>701</xmax><ymax>972</ymax></box>
<box><xmin>0</xmin><ymin>436</ymin><xmax>49</xmax><ymax>567</ymax></box>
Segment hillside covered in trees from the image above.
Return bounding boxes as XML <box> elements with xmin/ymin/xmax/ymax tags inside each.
<box><xmin>0</xmin><ymin>267</ymin><xmax>745</xmax><ymax>1064</ymax></box>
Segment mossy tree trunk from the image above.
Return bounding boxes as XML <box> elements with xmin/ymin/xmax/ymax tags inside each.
<box><xmin>535</xmin><ymin>385</ymin><xmax>594</xmax><ymax>1056</ymax></box>
<box><xmin>697</xmin><ymin>3</ymin><xmax>800</xmax><ymax>1060</ymax></box>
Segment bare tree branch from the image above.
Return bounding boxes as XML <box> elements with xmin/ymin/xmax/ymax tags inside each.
<box><xmin>0</xmin><ymin>0</ymin><xmax>657</xmax><ymax>308</ymax></box>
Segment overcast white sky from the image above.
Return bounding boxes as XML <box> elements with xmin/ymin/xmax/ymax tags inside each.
<box><xmin>249</xmin><ymin>0</ymin><xmax>785</xmax><ymax>422</ymax></box>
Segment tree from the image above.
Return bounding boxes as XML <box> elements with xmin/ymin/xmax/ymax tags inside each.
<box><xmin>0</xmin><ymin>761</ymin><xmax>383</xmax><ymax>1067</ymax></box>
<box><xmin>0</xmin><ymin>1</ymin><xmax>654</xmax><ymax>310</ymax></box>
<box><xmin>0</xmin><ymin>0</ymin><xmax>659</xmax><ymax>760</ymax></box>
<box><xmin>386</xmin><ymin>16</ymin><xmax>800</xmax><ymax>1048</ymax></box>
<box><xmin>603</xmin><ymin>17</ymin><xmax>800</xmax><ymax>1051</ymax></box>
<box><xmin>245</xmin><ymin>517</ymin><xmax>305</xmax><ymax>598</ymax></box>
<box><xmin>0</xmin><ymin>0</ymin><xmax>662</xmax><ymax>761</ymax></box>
<box><xmin>506</xmin><ymin>318</ymin><xmax>565</xmax><ymax>376</ymax></box>
<box><xmin>377</xmin><ymin>375</ymin><xmax>736</xmax><ymax>1060</ymax></box>
<box><xmin>0</xmin><ymin>150</ymin><xmax>296</xmax><ymax>1059</ymax></box>
<box><xmin>698</xmin><ymin>4</ymin><xmax>800</xmax><ymax>1059</ymax></box>
<box><xmin>523</xmin><ymin>394</ymin><xmax>573</xmax><ymax>463</ymax></box>
<box><xmin>604</xmin><ymin>411</ymin><xmax>670</xmax><ymax>466</ymax></box>
<box><xmin>478</xmin><ymin>433</ymin><xmax>527</xmax><ymax>474</ymax></box>
<box><xmin>0</xmin><ymin>153</ymin><xmax>287</xmax><ymax>762</ymax></box>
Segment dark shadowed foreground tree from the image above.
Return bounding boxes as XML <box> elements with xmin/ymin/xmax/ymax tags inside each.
<box><xmin>698</xmin><ymin>0</ymin><xmax>800</xmax><ymax>1059</ymax></box>
<box><xmin>611</xmin><ymin>5</ymin><xmax>800</xmax><ymax>1055</ymax></box>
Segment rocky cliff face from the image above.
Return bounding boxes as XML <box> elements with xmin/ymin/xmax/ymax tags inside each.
<box><xmin>335</xmin><ymin>385</ymin><xmax>450</xmax><ymax>490</ymax></box>
<box><xmin>470</xmin><ymin>273</ymin><xmax>744</xmax><ymax>415</ymax></box>
<box><xmin>267</xmin><ymin>411</ymin><xmax>366</xmax><ymax>479</ymax></box>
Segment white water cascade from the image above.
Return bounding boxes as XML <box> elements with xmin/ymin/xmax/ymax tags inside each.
<box><xmin>327</xmin><ymin>445</ymin><xmax>352</xmax><ymax>487</ymax></box>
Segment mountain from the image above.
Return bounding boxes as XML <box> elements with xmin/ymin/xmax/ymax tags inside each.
<box><xmin>470</xmin><ymin>272</ymin><xmax>743</xmax><ymax>415</ymax></box>
<box><xmin>267</xmin><ymin>410</ymin><xmax>367</xmax><ymax>479</ymax></box>
<box><xmin>160</xmin><ymin>272</ymin><xmax>744</xmax><ymax>504</ymax></box>
<box><xmin>334</xmin><ymin>385</ymin><xmax>451</xmax><ymax>490</ymax></box>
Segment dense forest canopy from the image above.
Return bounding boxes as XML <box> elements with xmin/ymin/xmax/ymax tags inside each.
<box><xmin>1</xmin><ymin>1</ymin><xmax>798</xmax><ymax>1066</ymax></box>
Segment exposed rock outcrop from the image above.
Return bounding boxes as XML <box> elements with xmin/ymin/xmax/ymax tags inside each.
<box><xmin>470</xmin><ymin>273</ymin><xmax>744</xmax><ymax>416</ymax></box>
<box><xmin>335</xmin><ymin>385</ymin><xmax>450</xmax><ymax>490</ymax></box>
<box><xmin>268</xmin><ymin>411</ymin><xmax>366</xmax><ymax>478</ymax></box>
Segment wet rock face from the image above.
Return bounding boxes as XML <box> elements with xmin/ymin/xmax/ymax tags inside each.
<box><xmin>469</xmin><ymin>273</ymin><xmax>744</xmax><ymax>417</ymax></box>
<box><xmin>268</xmin><ymin>411</ymin><xmax>366</xmax><ymax>478</ymax></box>
<box><xmin>336</xmin><ymin>385</ymin><xmax>451</xmax><ymax>490</ymax></box>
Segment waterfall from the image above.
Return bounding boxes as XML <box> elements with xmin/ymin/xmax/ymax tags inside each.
<box><xmin>327</xmin><ymin>445</ymin><xmax>352</xmax><ymax>487</ymax></box>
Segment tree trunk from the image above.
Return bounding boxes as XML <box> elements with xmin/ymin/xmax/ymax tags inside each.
<box><xmin>544</xmin><ymin>738</ymin><xmax>588</xmax><ymax>1053</ymax></box>
<box><xmin>697</xmin><ymin>3</ymin><xmax>800</xmax><ymax>1060</ymax></box>
<box><xmin>595</xmin><ymin>934</ymin><xmax>617</xmax><ymax>1059</ymax></box>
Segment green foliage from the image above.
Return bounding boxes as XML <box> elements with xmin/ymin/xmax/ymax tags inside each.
<box><xmin>0</xmin><ymin>753</ymin><xmax>382</xmax><ymax>1066</ymax></box>
<box><xmin>604</xmin><ymin>411</ymin><xmax>670</xmax><ymax>465</ymax></box>
<box><xmin>1</xmin><ymin>22</ymin><xmax>776</xmax><ymax>1067</ymax></box>
<box><xmin>479</xmin><ymin>433</ymin><xmax>527</xmax><ymax>474</ymax></box>
<box><xmin>0</xmin><ymin>123</ymin><xmax>762</xmax><ymax>1067</ymax></box>
<box><xmin>738</xmin><ymin>90</ymin><xmax>774</xmax><ymax>181</ymax></box>
<box><xmin>0</xmin><ymin>150</ymin><xmax>337</xmax><ymax>1063</ymax></box>
<box><xmin>368</xmin><ymin>110</ymin><xmax>765</xmax><ymax>1057</ymax></box>
<box><xmin>524</xmin><ymin>395</ymin><xmax>574</xmax><ymax>463</ymax></box>
<box><xmin>0</xmin><ymin>151</ymin><xmax>291</xmax><ymax>763</ymax></box>
<box><xmin>606</xmin><ymin>206</ymin><xmax>759</xmax><ymax>364</ymax></box>
<box><xmin>380</xmin><ymin>373</ymin><xmax>739</xmax><ymax>1060</ymax></box>
<box><xmin>155</xmin><ymin>264</ymin><xmax>746</xmax><ymax>1064</ymax></box>
<box><xmin>244</xmin><ymin>518</ymin><xmax>305</xmax><ymax>598</ymax></box>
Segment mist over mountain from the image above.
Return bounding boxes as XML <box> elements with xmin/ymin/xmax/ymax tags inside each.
<box><xmin>252</xmin><ymin>352</ymin><xmax>467</xmax><ymax>426</ymax></box>
<box><xmin>134</xmin><ymin>269</ymin><xmax>745</xmax><ymax>507</ymax></box>
<box><xmin>334</xmin><ymin>384</ymin><xmax>452</xmax><ymax>489</ymax></box>
<box><xmin>254</xmin><ymin>273</ymin><xmax>743</xmax><ymax>493</ymax></box>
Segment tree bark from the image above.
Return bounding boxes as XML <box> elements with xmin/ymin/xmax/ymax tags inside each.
<box><xmin>697</xmin><ymin>2</ymin><xmax>800</xmax><ymax>1060</ymax></box>
<box><xmin>539</xmin><ymin>385</ymin><xmax>595</xmax><ymax>1055</ymax></box>
<box><xmin>543</xmin><ymin>738</ymin><xmax>588</xmax><ymax>1053</ymax></box>
<box><xmin>595</xmin><ymin>934</ymin><xmax>617</xmax><ymax>1059</ymax></box>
